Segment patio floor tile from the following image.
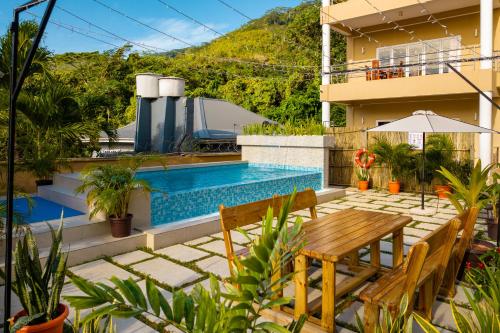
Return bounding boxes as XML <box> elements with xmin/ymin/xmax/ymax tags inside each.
<box><xmin>114</xmin><ymin>317</ymin><xmax>158</xmax><ymax>333</ymax></box>
<box><xmin>185</xmin><ymin>236</ymin><xmax>213</xmax><ymax>246</ymax></box>
<box><xmin>70</xmin><ymin>259</ymin><xmax>139</xmax><ymax>286</ymax></box>
<box><xmin>198</xmin><ymin>239</ymin><xmax>244</xmax><ymax>257</ymax></box>
<box><xmin>155</xmin><ymin>244</ymin><xmax>209</xmax><ymax>262</ymax></box>
<box><xmin>131</xmin><ymin>257</ymin><xmax>202</xmax><ymax>288</ymax></box>
<box><xmin>196</xmin><ymin>255</ymin><xmax>231</xmax><ymax>279</ymax></box>
<box><xmin>112</xmin><ymin>250</ymin><xmax>154</xmax><ymax>266</ymax></box>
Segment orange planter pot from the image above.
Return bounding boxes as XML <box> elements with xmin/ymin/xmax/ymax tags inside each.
<box><xmin>358</xmin><ymin>180</ymin><xmax>369</xmax><ymax>191</ymax></box>
<box><xmin>388</xmin><ymin>181</ymin><xmax>400</xmax><ymax>194</ymax></box>
<box><xmin>434</xmin><ymin>185</ymin><xmax>451</xmax><ymax>199</ymax></box>
<box><xmin>13</xmin><ymin>304</ymin><xmax>68</xmax><ymax>333</ymax></box>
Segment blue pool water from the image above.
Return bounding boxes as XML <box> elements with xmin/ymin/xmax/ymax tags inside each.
<box><xmin>6</xmin><ymin>197</ymin><xmax>85</xmax><ymax>223</ymax></box>
<box><xmin>137</xmin><ymin>163</ymin><xmax>322</xmax><ymax>225</ymax></box>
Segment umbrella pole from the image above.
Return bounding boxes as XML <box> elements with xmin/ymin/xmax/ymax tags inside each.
<box><xmin>421</xmin><ymin>132</ymin><xmax>426</xmax><ymax>210</ymax></box>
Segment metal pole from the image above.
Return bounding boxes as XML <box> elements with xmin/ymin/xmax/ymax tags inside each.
<box><xmin>4</xmin><ymin>1</ymin><xmax>56</xmax><ymax>330</ymax></box>
<box><xmin>421</xmin><ymin>132</ymin><xmax>426</xmax><ymax>210</ymax></box>
<box><xmin>4</xmin><ymin>12</ymin><xmax>19</xmax><ymax>330</ymax></box>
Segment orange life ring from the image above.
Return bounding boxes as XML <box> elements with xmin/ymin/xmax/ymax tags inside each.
<box><xmin>355</xmin><ymin>148</ymin><xmax>375</xmax><ymax>169</ymax></box>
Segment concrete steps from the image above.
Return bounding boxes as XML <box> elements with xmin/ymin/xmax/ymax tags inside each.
<box><xmin>38</xmin><ymin>173</ymin><xmax>88</xmax><ymax>213</ymax></box>
<box><xmin>0</xmin><ymin>230</ymin><xmax>147</xmax><ymax>274</ymax></box>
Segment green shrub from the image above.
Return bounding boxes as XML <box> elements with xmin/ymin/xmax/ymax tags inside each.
<box><xmin>243</xmin><ymin>119</ymin><xmax>325</xmax><ymax>136</ymax></box>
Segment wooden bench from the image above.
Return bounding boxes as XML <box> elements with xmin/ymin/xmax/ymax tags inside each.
<box><xmin>219</xmin><ymin>188</ymin><xmax>318</xmax><ymax>276</ymax></box>
<box><xmin>360</xmin><ymin>217</ymin><xmax>461</xmax><ymax>332</ymax></box>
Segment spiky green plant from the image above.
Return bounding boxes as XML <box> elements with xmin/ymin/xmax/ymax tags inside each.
<box><xmin>65</xmin><ymin>191</ymin><xmax>306</xmax><ymax>332</ymax></box>
<box><xmin>356</xmin><ymin>294</ymin><xmax>414</xmax><ymax>333</ymax></box>
<box><xmin>414</xmin><ymin>261</ymin><xmax>500</xmax><ymax>333</ymax></box>
<box><xmin>76</xmin><ymin>160</ymin><xmax>153</xmax><ymax>219</ymax></box>
<box><xmin>0</xmin><ymin>217</ymin><xmax>68</xmax><ymax>331</ymax></box>
<box><xmin>355</xmin><ymin>166</ymin><xmax>370</xmax><ymax>181</ymax></box>
<box><xmin>436</xmin><ymin>160</ymin><xmax>496</xmax><ymax>213</ymax></box>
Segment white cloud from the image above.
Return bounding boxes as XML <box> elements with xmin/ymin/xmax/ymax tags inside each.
<box><xmin>133</xmin><ymin>18</ymin><xmax>227</xmax><ymax>52</ymax></box>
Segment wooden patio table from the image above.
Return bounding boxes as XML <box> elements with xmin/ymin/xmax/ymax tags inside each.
<box><xmin>293</xmin><ymin>208</ymin><xmax>412</xmax><ymax>332</ymax></box>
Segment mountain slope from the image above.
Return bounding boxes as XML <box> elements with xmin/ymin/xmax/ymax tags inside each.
<box><xmin>52</xmin><ymin>0</ymin><xmax>347</xmax><ymax>128</ymax></box>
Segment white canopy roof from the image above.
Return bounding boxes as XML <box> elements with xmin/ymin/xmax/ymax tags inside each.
<box><xmin>367</xmin><ymin>110</ymin><xmax>497</xmax><ymax>133</ymax></box>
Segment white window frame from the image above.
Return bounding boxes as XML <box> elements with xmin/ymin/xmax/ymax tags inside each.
<box><xmin>376</xmin><ymin>36</ymin><xmax>461</xmax><ymax>77</ymax></box>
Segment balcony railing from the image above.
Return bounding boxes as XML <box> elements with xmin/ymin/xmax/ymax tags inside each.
<box><xmin>328</xmin><ymin>46</ymin><xmax>499</xmax><ymax>84</ymax></box>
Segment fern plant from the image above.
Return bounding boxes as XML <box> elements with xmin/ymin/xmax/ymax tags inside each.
<box><xmin>0</xmin><ymin>218</ymin><xmax>68</xmax><ymax>331</ymax></box>
<box><xmin>65</xmin><ymin>191</ymin><xmax>306</xmax><ymax>332</ymax></box>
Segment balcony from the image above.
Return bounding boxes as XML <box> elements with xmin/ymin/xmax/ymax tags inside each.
<box><xmin>321</xmin><ymin>0</ymin><xmax>498</xmax><ymax>32</ymax></box>
<box><xmin>321</xmin><ymin>46</ymin><xmax>499</xmax><ymax>103</ymax></box>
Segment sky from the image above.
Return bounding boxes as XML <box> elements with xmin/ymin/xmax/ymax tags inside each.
<box><xmin>1</xmin><ymin>0</ymin><xmax>302</xmax><ymax>54</ymax></box>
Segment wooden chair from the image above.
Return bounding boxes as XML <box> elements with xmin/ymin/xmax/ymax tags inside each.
<box><xmin>371</xmin><ymin>59</ymin><xmax>380</xmax><ymax>80</ymax></box>
<box><xmin>219</xmin><ymin>188</ymin><xmax>318</xmax><ymax>276</ymax></box>
<box><xmin>360</xmin><ymin>218</ymin><xmax>461</xmax><ymax>332</ymax></box>
<box><xmin>360</xmin><ymin>241</ymin><xmax>429</xmax><ymax>333</ymax></box>
<box><xmin>439</xmin><ymin>207</ymin><xmax>479</xmax><ymax>297</ymax></box>
<box><xmin>413</xmin><ymin>218</ymin><xmax>461</xmax><ymax>319</ymax></box>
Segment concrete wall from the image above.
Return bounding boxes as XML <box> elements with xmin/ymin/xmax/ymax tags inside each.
<box><xmin>237</xmin><ymin>135</ymin><xmax>335</xmax><ymax>187</ymax></box>
<box><xmin>9</xmin><ymin>153</ymin><xmax>241</xmax><ymax>193</ymax></box>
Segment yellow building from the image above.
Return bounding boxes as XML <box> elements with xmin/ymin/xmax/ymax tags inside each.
<box><xmin>320</xmin><ymin>0</ymin><xmax>500</xmax><ymax>163</ymax></box>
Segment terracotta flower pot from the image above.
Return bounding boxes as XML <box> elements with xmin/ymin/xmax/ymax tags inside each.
<box><xmin>434</xmin><ymin>185</ymin><xmax>451</xmax><ymax>199</ymax></box>
<box><xmin>388</xmin><ymin>181</ymin><xmax>400</xmax><ymax>194</ymax></box>
<box><xmin>109</xmin><ymin>214</ymin><xmax>133</xmax><ymax>238</ymax></box>
<box><xmin>358</xmin><ymin>180</ymin><xmax>369</xmax><ymax>191</ymax></box>
<box><xmin>13</xmin><ymin>304</ymin><xmax>68</xmax><ymax>333</ymax></box>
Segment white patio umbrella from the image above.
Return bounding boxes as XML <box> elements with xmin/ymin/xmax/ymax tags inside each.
<box><xmin>367</xmin><ymin>110</ymin><xmax>497</xmax><ymax>212</ymax></box>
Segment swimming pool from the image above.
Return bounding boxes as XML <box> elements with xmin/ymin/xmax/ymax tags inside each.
<box><xmin>137</xmin><ymin>163</ymin><xmax>322</xmax><ymax>225</ymax></box>
<box><xmin>6</xmin><ymin>196</ymin><xmax>85</xmax><ymax>224</ymax></box>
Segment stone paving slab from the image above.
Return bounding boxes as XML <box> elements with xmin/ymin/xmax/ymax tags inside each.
<box><xmin>131</xmin><ymin>257</ymin><xmax>202</xmax><ymax>288</ymax></box>
<box><xmin>155</xmin><ymin>244</ymin><xmax>209</xmax><ymax>262</ymax></box>
<box><xmin>318</xmin><ymin>207</ymin><xmax>341</xmax><ymax>214</ymax></box>
<box><xmin>197</xmin><ymin>239</ymin><xmax>244</xmax><ymax>257</ymax></box>
<box><xmin>414</xmin><ymin>222</ymin><xmax>442</xmax><ymax>230</ymax></box>
<box><xmin>70</xmin><ymin>259</ymin><xmax>139</xmax><ymax>287</ymax></box>
<box><xmin>112</xmin><ymin>250</ymin><xmax>154</xmax><ymax>266</ymax></box>
<box><xmin>185</xmin><ymin>236</ymin><xmax>213</xmax><ymax>246</ymax></box>
<box><xmin>373</xmin><ymin>200</ymin><xmax>415</xmax><ymax>208</ymax></box>
<box><xmin>404</xmin><ymin>227</ymin><xmax>432</xmax><ymax>238</ymax></box>
<box><xmin>114</xmin><ymin>317</ymin><xmax>158</xmax><ymax>333</ymax></box>
<box><xmin>196</xmin><ymin>255</ymin><xmax>231</xmax><ymax>279</ymax></box>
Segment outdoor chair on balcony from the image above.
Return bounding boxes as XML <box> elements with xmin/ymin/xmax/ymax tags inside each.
<box><xmin>219</xmin><ymin>188</ymin><xmax>318</xmax><ymax>277</ymax></box>
<box><xmin>360</xmin><ymin>217</ymin><xmax>461</xmax><ymax>332</ymax></box>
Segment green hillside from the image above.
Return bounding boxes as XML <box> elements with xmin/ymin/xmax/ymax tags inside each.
<box><xmin>51</xmin><ymin>0</ymin><xmax>347</xmax><ymax>129</ymax></box>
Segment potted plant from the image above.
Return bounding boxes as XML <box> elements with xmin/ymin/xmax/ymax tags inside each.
<box><xmin>355</xmin><ymin>166</ymin><xmax>370</xmax><ymax>191</ymax></box>
<box><xmin>0</xmin><ymin>219</ymin><xmax>69</xmax><ymax>333</ymax></box>
<box><xmin>437</xmin><ymin>160</ymin><xmax>497</xmax><ymax>272</ymax></box>
<box><xmin>372</xmin><ymin>137</ymin><xmax>415</xmax><ymax>194</ymax></box>
<box><xmin>76</xmin><ymin>161</ymin><xmax>153</xmax><ymax>238</ymax></box>
<box><xmin>424</xmin><ymin>134</ymin><xmax>455</xmax><ymax>198</ymax></box>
